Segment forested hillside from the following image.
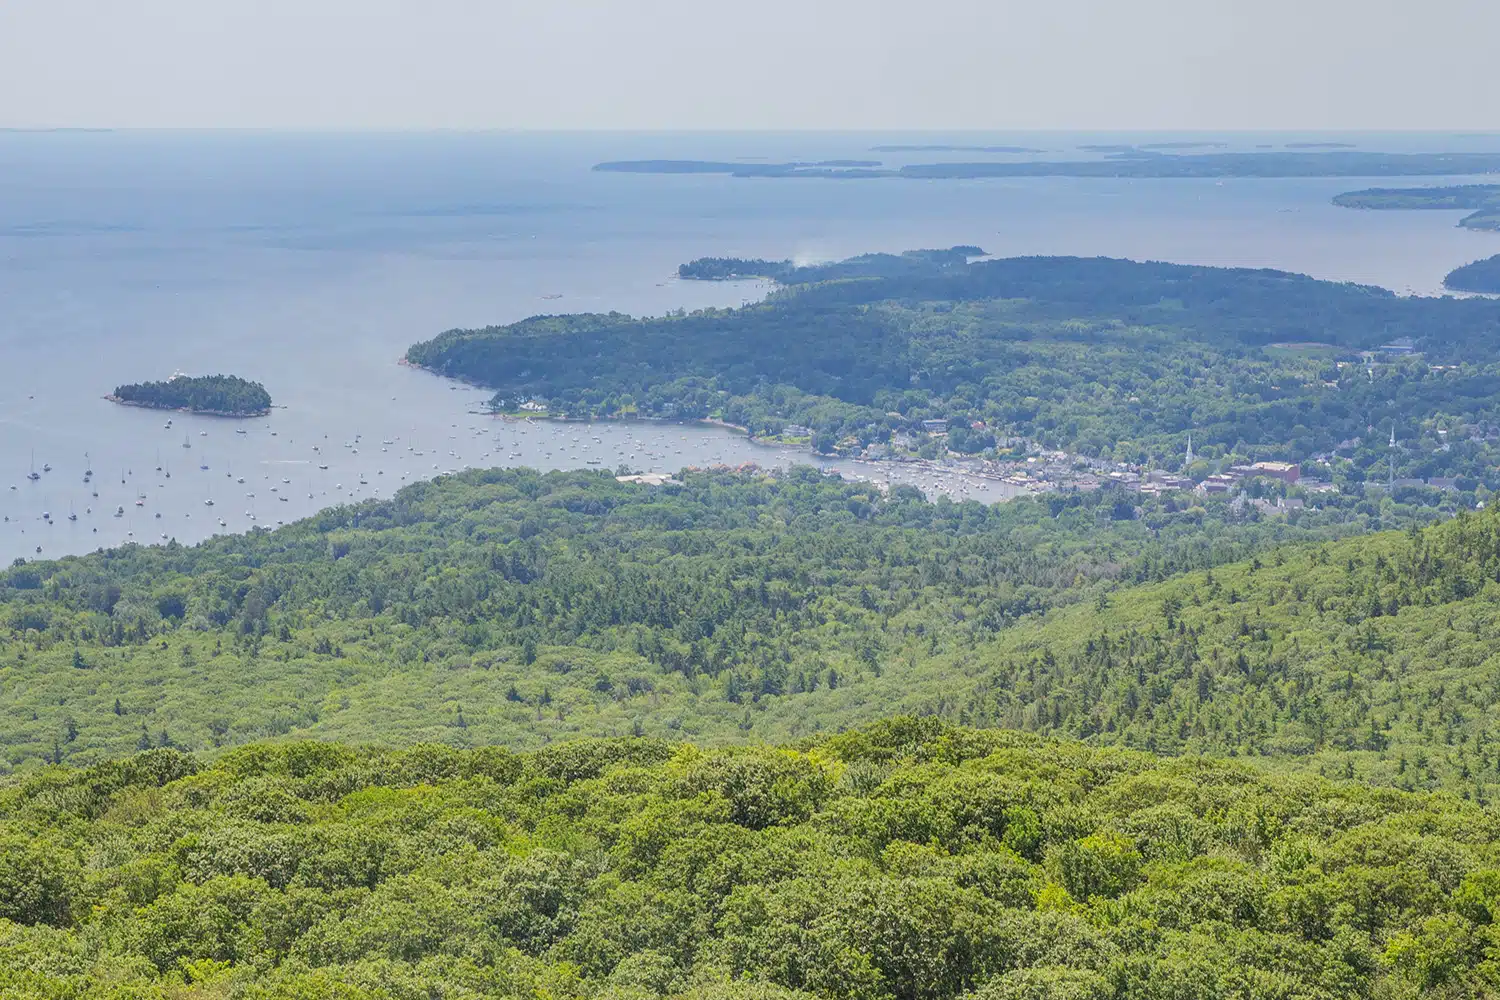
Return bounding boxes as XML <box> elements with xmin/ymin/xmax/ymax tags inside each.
<box><xmin>6</xmin><ymin>719</ymin><xmax>1500</xmax><ymax>1000</ymax></box>
<box><xmin>0</xmin><ymin>468</ymin><xmax>1402</xmax><ymax>772</ymax></box>
<box><xmin>7</xmin><ymin>456</ymin><xmax>1500</xmax><ymax>997</ymax></box>
<box><xmin>406</xmin><ymin>253</ymin><xmax>1500</xmax><ymax>482</ymax></box>
<box><xmin>954</xmin><ymin>504</ymin><xmax>1500</xmax><ymax>797</ymax></box>
<box><xmin>7</xmin><ymin>463</ymin><xmax>1500</xmax><ymax>794</ymax></box>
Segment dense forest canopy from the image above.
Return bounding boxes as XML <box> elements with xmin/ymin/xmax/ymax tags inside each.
<box><xmin>0</xmin><ymin>467</ymin><xmax>1421</xmax><ymax>772</ymax></box>
<box><xmin>961</xmin><ymin>502</ymin><xmax>1500</xmax><ymax>796</ymax></box>
<box><xmin>2</xmin><ymin>465</ymin><xmax>1496</xmax><ymax>796</ymax></box>
<box><xmin>7</xmin><ymin>719</ymin><xmax>1500</xmax><ymax>1000</ymax></box>
<box><xmin>407</xmin><ymin>252</ymin><xmax>1500</xmax><ymax>483</ymax></box>
<box><xmin>1447</xmin><ymin>255</ymin><xmax>1500</xmax><ymax>295</ymax></box>
<box><xmin>111</xmin><ymin>374</ymin><xmax>272</xmax><ymax>416</ymax></box>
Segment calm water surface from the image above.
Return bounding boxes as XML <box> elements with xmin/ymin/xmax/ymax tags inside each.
<box><xmin>2</xmin><ymin>131</ymin><xmax>1498</xmax><ymax>562</ymax></box>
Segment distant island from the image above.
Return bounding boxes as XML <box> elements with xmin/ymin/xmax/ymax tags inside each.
<box><xmin>677</xmin><ymin>246</ymin><xmax>985</xmax><ymax>282</ymax></box>
<box><xmin>594</xmin><ymin>159</ymin><xmax>893</xmax><ymax>179</ymax></box>
<box><xmin>1332</xmin><ymin>184</ymin><xmax>1500</xmax><ymax>231</ymax></box>
<box><xmin>108</xmin><ymin>373</ymin><xmax>271</xmax><ymax>416</ymax></box>
<box><xmin>900</xmin><ymin>151</ymin><xmax>1500</xmax><ymax>179</ymax></box>
<box><xmin>868</xmin><ymin>144</ymin><xmax>1042</xmax><ymax>153</ymax></box>
<box><xmin>1445</xmin><ymin>254</ymin><xmax>1500</xmax><ymax>294</ymax></box>
<box><xmin>1285</xmin><ymin>141</ymin><xmax>1356</xmax><ymax>149</ymax></box>
<box><xmin>597</xmin><ymin>150</ymin><xmax>1500</xmax><ymax>181</ymax></box>
<box><xmin>1137</xmin><ymin>141</ymin><xmax>1228</xmax><ymax>150</ymax></box>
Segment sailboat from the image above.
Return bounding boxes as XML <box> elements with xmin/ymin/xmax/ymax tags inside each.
<box><xmin>26</xmin><ymin>451</ymin><xmax>39</xmax><ymax>481</ymax></box>
<box><xmin>182</xmin><ymin>432</ymin><xmax>191</xmax><ymax>449</ymax></box>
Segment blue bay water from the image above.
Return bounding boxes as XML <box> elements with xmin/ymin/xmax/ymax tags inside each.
<box><xmin>1</xmin><ymin>130</ymin><xmax>1498</xmax><ymax>562</ymax></box>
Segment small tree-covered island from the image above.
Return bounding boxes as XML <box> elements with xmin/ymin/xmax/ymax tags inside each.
<box><xmin>107</xmin><ymin>373</ymin><xmax>272</xmax><ymax>417</ymax></box>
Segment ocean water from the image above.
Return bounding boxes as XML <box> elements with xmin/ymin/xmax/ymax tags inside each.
<box><xmin>1</xmin><ymin>130</ymin><xmax>1498</xmax><ymax>563</ymax></box>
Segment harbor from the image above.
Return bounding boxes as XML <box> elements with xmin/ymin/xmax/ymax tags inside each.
<box><xmin>0</xmin><ymin>386</ymin><xmax>1049</xmax><ymax>565</ymax></box>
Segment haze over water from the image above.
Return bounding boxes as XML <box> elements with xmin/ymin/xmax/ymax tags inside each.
<box><xmin>1</xmin><ymin>130</ymin><xmax>1498</xmax><ymax>563</ymax></box>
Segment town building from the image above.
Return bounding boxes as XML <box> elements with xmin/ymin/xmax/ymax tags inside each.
<box><xmin>1249</xmin><ymin>461</ymin><xmax>1300</xmax><ymax>484</ymax></box>
<box><xmin>1197</xmin><ymin>474</ymin><xmax>1236</xmax><ymax>495</ymax></box>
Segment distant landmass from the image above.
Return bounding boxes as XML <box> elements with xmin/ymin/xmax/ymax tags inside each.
<box><xmin>1286</xmin><ymin>141</ymin><xmax>1356</xmax><ymax>149</ymax></box>
<box><xmin>677</xmin><ymin>246</ymin><xmax>985</xmax><ymax>282</ymax></box>
<box><xmin>868</xmin><ymin>144</ymin><xmax>1042</xmax><ymax>153</ymax></box>
<box><xmin>109</xmin><ymin>373</ymin><xmax>271</xmax><ymax>417</ymax></box>
<box><xmin>597</xmin><ymin>151</ymin><xmax>1500</xmax><ymax>181</ymax></box>
<box><xmin>404</xmin><ymin>249</ymin><xmax>1500</xmax><ymax>486</ymax></box>
<box><xmin>1332</xmin><ymin>184</ymin><xmax>1500</xmax><ymax>231</ymax></box>
<box><xmin>901</xmin><ymin>151</ymin><xmax>1500</xmax><ymax>179</ymax></box>
<box><xmin>593</xmin><ymin>159</ymin><xmax>886</xmax><ymax>178</ymax></box>
<box><xmin>1445</xmin><ymin>255</ymin><xmax>1500</xmax><ymax>294</ymax></box>
<box><xmin>1137</xmin><ymin>141</ymin><xmax>1228</xmax><ymax>150</ymax></box>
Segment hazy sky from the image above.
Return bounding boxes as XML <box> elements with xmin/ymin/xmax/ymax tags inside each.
<box><xmin>2</xmin><ymin>0</ymin><xmax>1497</xmax><ymax>130</ymax></box>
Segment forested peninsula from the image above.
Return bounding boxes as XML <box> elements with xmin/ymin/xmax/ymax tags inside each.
<box><xmin>596</xmin><ymin>150</ymin><xmax>1500</xmax><ymax>181</ymax></box>
<box><xmin>1447</xmin><ymin>255</ymin><xmax>1500</xmax><ymax>294</ymax></box>
<box><xmin>109</xmin><ymin>373</ymin><xmax>271</xmax><ymax>417</ymax></box>
<box><xmin>1333</xmin><ymin>184</ymin><xmax>1500</xmax><ymax>232</ymax></box>
<box><xmin>407</xmin><ymin>249</ymin><xmax>1500</xmax><ymax>486</ymax></box>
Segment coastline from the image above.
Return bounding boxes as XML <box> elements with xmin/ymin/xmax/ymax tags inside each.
<box><xmin>396</xmin><ymin>358</ymin><xmax>1050</xmax><ymax>500</ymax></box>
<box><xmin>104</xmin><ymin>395</ymin><xmax>271</xmax><ymax>419</ymax></box>
<box><xmin>473</xmin><ymin>405</ymin><xmax>1052</xmax><ymax>496</ymax></box>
